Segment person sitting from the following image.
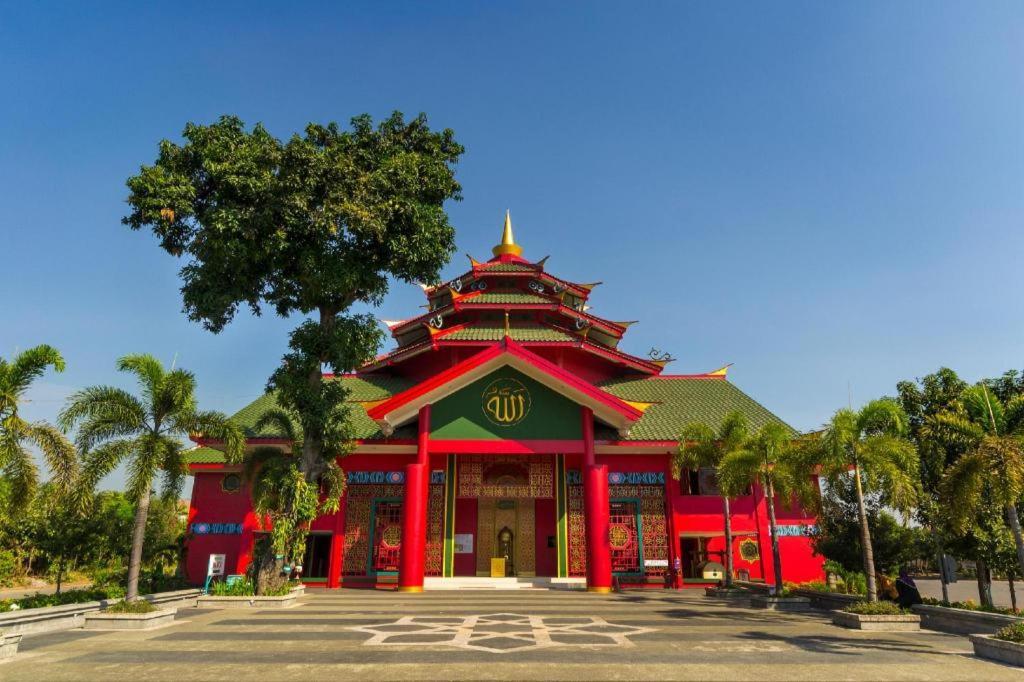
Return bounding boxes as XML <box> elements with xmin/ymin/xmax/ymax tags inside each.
<box><xmin>876</xmin><ymin>572</ymin><xmax>899</xmax><ymax>601</ymax></box>
<box><xmin>895</xmin><ymin>567</ymin><xmax>923</xmax><ymax>608</ymax></box>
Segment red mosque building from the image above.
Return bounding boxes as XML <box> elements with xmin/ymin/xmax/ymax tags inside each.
<box><xmin>185</xmin><ymin>214</ymin><xmax>824</xmax><ymax>591</ymax></box>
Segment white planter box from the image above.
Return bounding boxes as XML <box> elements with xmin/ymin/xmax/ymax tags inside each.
<box><xmin>705</xmin><ymin>587</ymin><xmax>750</xmax><ymax>598</ymax></box>
<box><xmin>972</xmin><ymin>634</ymin><xmax>1024</xmax><ymax>667</ymax></box>
<box><xmin>0</xmin><ymin>589</ymin><xmax>200</xmax><ymax>637</ymax></box>
<box><xmin>749</xmin><ymin>596</ymin><xmax>813</xmax><ymax>612</ymax></box>
<box><xmin>832</xmin><ymin>611</ymin><xmax>920</xmax><ymax>631</ymax></box>
<box><xmin>84</xmin><ymin>608</ymin><xmax>177</xmax><ymax>631</ymax></box>
<box><xmin>0</xmin><ymin>633</ymin><xmax>22</xmax><ymax>660</ymax></box>
<box><xmin>913</xmin><ymin>604</ymin><xmax>1023</xmax><ymax>635</ymax></box>
<box><xmin>197</xmin><ymin>593</ymin><xmax>298</xmax><ymax>609</ymax></box>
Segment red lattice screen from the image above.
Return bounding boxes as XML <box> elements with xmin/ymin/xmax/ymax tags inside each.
<box><xmin>372</xmin><ymin>501</ymin><xmax>403</xmax><ymax>572</ymax></box>
<box><xmin>609</xmin><ymin>501</ymin><xmax>640</xmax><ymax>574</ymax></box>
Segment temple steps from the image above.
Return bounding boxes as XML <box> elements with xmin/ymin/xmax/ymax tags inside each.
<box><xmin>423</xmin><ymin>576</ymin><xmax>586</xmax><ymax>591</ymax></box>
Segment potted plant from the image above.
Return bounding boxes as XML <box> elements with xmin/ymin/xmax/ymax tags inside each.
<box><xmin>972</xmin><ymin>622</ymin><xmax>1024</xmax><ymax>667</ymax></box>
<box><xmin>83</xmin><ymin>600</ymin><xmax>177</xmax><ymax>631</ymax></box>
<box><xmin>832</xmin><ymin>600</ymin><xmax>920</xmax><ymax>631</ymax></box>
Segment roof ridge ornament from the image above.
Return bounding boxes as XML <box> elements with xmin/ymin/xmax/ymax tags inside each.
<box><xmin>492</xmin><ymin>210</ymin><xmax>523</xmax><ymax>258</ymax></box>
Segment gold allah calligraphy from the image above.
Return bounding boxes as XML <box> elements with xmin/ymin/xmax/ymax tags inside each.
<box><xmin>482</xmin><ymin>379</ymin><xmax>532</xmax><ymax>426</ymax></box>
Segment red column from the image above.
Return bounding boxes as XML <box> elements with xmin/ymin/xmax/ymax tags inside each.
<box><xmin>398</xmin><ymin>405</ymin><xmax>431</xmax><ymax>592</ymax></box>
<box><xmin>582</xmin><ymin>407</ymin><xmax>612</xmax><ymax>593</ymax></box>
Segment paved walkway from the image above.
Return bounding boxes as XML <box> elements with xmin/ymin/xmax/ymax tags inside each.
<box><xmin>5</xmin><ymin>589</ymin><xmax>1020</xmax><ymax>680</ymax></box>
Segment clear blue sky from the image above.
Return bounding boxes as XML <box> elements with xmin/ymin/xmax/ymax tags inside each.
<box><xmin>2</xmin><ymin>2</ymin><xmax>1022</xmax><ymax>492</ymax></box>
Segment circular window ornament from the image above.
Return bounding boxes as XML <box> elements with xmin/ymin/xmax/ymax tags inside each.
<box><xmin>381</xmin><ymin>525</ymin><xmax>402</xmax><ymax>549</ymax></box>
<box><xmin>221</xmin><ymin>473</ymin><xmax>241</xmax><ymax>494</ymax></box>
<box><xmin>739</xmin><ymin>538</ymin><xmax>760</xmax><ymax>563</ymax></box>
<box><xmin>609</xmin><ymin>524</ymin><xmax>632</xmax><ymax>550</ymax></box>
<box><xmin>481</xmin><ymin>378</ymin><xmax>531</xmax><ymax>427</ymax></box>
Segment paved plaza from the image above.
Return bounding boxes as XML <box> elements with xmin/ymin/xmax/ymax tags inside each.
<box><xmin>5</xmin><ymin>589</ymin><xmax>1022</xmax><ymax>681</ymax></box>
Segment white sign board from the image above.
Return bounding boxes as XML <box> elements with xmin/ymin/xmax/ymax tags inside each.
<box><xmin>208</xmin><ymin>553</ymin><xmax>226</xmax><ymax>577</ymax></box>
<box><xmin>644</xmin><ymin>559</ymin><xmax>669</xmax><ymax>567</ymax></box>
<box><xmin>454</xmin><ymin>534</ymin><xmax>474</xmax><ymax>554</ymax></box>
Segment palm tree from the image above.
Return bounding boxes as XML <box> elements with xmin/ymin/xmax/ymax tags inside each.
<box><xmin>59</xmin><ymin>354</ymin><xmax>243</xmax><ymax>601</ymax></box>
<box><xmin>675</xmin><ymin>411</ymin><xmax>750</xmax><ymax>588</ymax></box>
<box><xmin>810</xmin><ymin>399</ymin><xmax>918</xmax><ymax>601</ymax></box>
<box><xmin>0</xmin><ymin>345</ymin><xmax>78</xmax><ymax>511</ymax></box>
<box><xmin>241</xmin><ymin>409</ymin><xmax>345</xmax><ymax>594</ymax></box>
<box><xmin>935</xmin><ymin>384</ymin><xmax>1024</xmax><ymax>578</ymax></box>
<box><xmin>717</xmin><ymin>422</ymin><xmax>805</xmax><ymax>595</ymax></box>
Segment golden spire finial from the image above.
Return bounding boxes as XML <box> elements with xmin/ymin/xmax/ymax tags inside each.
<box><xmin>492</xmin><ymin>209</ymin><xmax>523</xmax><ymax>257</ymax></box>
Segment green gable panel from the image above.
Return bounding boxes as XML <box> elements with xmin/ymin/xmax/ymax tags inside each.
<box><xmin>430</xmin><ymin>366</ymin><xmax>582</xmax><ymax>440</ymax></box>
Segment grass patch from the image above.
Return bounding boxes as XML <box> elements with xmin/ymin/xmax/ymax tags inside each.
<box><xmin>105</xmin><ymin>600</ymin><xmax>157</xmax><ymax>614</ymax></box>
<box><xmin>842</xmin><ymin>600</ymin><xmax>908</xmax><ymax>616</ymax></box>
<box><xmin>995</xmin><ymin>622</ymin><xmax>1024</xmax><ymax>644</ymax></box>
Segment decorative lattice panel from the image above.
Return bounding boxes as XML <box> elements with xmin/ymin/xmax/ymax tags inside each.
<box><xmin>425</xmin><ymin>484</ymin><xmax>445</xmax><ymax>577</ymax></box>
<box><xmin>609</xmin><ymin>501</ymin><xmax>641</xmax><ymax>573</ymax></box>
<box><xmin>372</xmin><ymin>501</ymin><xmax>403</xmax><ymax>572</ymax></box>
<box><xmin>566</xmin><ymin>482</ymin><xmax>666</xmax><ymax>579</ymax></box>
<box><xmin>341</xmin><ymin>484</ymin><xmax>403</xmax><ymax>576</ymax></box>
<box><xmin>458</xmin><ymin>455</ymin><xmax>553</xmax><ymax>499</ymax></box>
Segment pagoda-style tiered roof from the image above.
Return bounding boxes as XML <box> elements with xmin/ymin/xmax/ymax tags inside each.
<box><xmin>365</xmin><ymin>212</ymin><xmax>662</xmax><ymax>374</ymax></box>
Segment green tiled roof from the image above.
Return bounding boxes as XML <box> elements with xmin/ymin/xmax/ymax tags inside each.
<box><xmin>598</xmin><ymin>377</ymin><xmax>795</xmax><ymax>441</ymax></box>
<box><xmin>183</xmin><ymin>446</ymin><xmax>229</xmax><ymax>464</ymax></box>
<box><xmin>444</xmin><ymin>323</ymin><xmax>574</xmax><ymax>342</ymax></box>
<box><xmin>194</xmin><ymin>372</ymin><xmax>792</xmax><ymax>459</ymax></box>
<box><xmin>465</xmin><ymin>291</ymin><xmax>551</xmax><ymax>305</ymax></box>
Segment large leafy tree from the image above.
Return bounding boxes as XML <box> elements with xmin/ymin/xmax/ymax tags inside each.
<box><xmin>59</xmin><ymin>354</ymin><xmax>243</xmax><ymax>600</ymax></box>
<box><xmin>896</xmin><ymin>367</ymin><xmax>969</xmax><ymax>602</ymax></box>
<box><xmin>0</xmin><ymin>345</ymin><xmax>78</xmax><ymax>511</ymax></box>
<box><xmin>935</xmin><ymin>384</ymin><xmax>1024</xmax><ymax>579</ymax></box>
<box><xmin>717</xmin><ymin>422</ymin><xmax>807</xmax><ymax>594</ymax></box>
<box><xmin>241</xmin><ymin>409</ymin><xmax>346</xmax><ymax>594</ymax></box>
<box><xmin>123</xmin><ymin>113</ymin><xmax>463</xmax><ymax>492</ymax></box>
<box><xmin>808</xmin><ymin>400</ymin><xmax>918</xmax><ymax>601</ymax></box>
<box><xmin>675</xmin><ymin>411</ymin><xmax>750</xmax><ymax>588</ymax></box>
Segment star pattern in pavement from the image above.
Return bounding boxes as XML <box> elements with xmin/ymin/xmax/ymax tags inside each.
<box><xmin>348</xmin><ymin>612</ymin><xmax>657</xmax><ymax>654</ymax></box>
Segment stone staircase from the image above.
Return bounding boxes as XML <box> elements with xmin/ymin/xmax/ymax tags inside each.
<box><xmin>423</xmin><ymin>576</ymin><xmax>586</xmax><ymax>591</ymax></box>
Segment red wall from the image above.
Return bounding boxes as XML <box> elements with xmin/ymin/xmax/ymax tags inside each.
<box><xmin>453</xmin><ymin>498</ymin><xmax>477</xmax><ymax>576</ymax></box>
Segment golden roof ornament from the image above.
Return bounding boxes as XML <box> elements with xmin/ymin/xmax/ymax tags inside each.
<box><xmin>492</xmin><ymin>210</ymin><xmax>523</xmax><ymax>257</ymax></box>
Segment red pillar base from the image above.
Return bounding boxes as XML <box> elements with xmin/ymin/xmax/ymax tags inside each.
<box><xmin>397</xmin><ymin>462</ymin><xmax>428</xmax><ymax>592</ymax></box>
<box><xmin>584</xmin><ymin>464</ymin><xmax>612</xmax><ymax>592</ymax></box>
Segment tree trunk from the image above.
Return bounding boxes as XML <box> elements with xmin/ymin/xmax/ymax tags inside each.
<box><xmin>976</xmin><ymin>558</ymin><xmax>993</xmax><ymax>608</ymax></box>
<box><xmin>852</xmin><ymin>461</ymin><xmax>878</xmax><ymax>601</ymax></box>
<box><xmin>1006</xmin><ymin>504</ymin><xmax>1024</xmax><ymax>578</ymax></box>
<box><xmin>764</xmin><ymin>477</ymin><xmax>784</xmax><ymax>595</ymax></box>
<box><xmin>936</xmin><ymin>546</ymin><xmax>949</xmax><ymax>603</ymax></box>
<box><xmin>722</xmin><ymin>495</ymin><xmax>734</xmax><ymax>588</ymax></box>
<box><xmin>55</xmin><ymin>553</ymin><xmax>65</xmax><ymax>595</ymax></box>
<box><xmin>1010</xmin><ymin>574</ymin><xmax>1018</xmax><ymax>612</ymax></box>
<box><xmin>126</xmin><ymin>487</ymin><xmax>152</xmax><ymax>601</ymax></box>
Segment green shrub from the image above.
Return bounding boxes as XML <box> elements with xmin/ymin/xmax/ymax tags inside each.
<box><xmin>843</xmin><ymin>600</ymin><xmax>907</xmax><ymax>615</ymax></box>
<box><xmin>0</xmin><ymin>550</ymin><xmax>20</xmax><ymax>588</ymax></box>
<box><xmin>209</xmin><ymin>578</ymin><xmax>295</xmax><ymax>597</ymax></box>
<box><xmin>996</xmin><ymin>622</ymin><xmax>1024</xmax><ymax>643</ymax></box>
<box><xmin>0</xmin><ymin>586</ymin><xmax>123</xmax><ymax>613</ymax></box>
<box><xmin>921</xmin><ymin>597</ymin><xmax>1018</xmax><ymax>616</ymax></box>
<box><xmin>105</xmin><ymin>599</ymin><xmax>157</xmax><ymax>614</ymax></box>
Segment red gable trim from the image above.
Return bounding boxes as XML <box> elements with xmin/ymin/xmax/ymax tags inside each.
<box><xmin>366</xmin><ymin>338</ymin><xmax>643</xmax><ymax>425</ymax></box>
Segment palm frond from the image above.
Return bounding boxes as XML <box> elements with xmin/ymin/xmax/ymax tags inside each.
<box><xmin>1005</xmin><ymin>395</ymin><xmax>1024</xmax><ymax>435</ymax></box>
<box><xmin>939</xmin><ymin>452</ymin><xmax>987</xmax><ymax>534</ymax></box>
<box><xmin>929</xmin><ymin>412</ymin><xmax>986</xmax><ymax>448</ymax></box>
<box><xmin>719</xmin><ymin>411</ymin><xmax>750</xmax><ymax>451</ymax></box>
<box><xmin>180</xmin><ymin>410</ymin><xmax>246</xmax><ymax>463</ymax></box>
<box><xmin>675</xmin><ymin>422</ymin><xmax>717</xmax><ymax>476</ymax></box>
<box><xmin>962</xmin><ymin>384</ymin><xmax>1005</xmax><ymax>434</ymax></box>
<box><xmin>25</xmin><ymin>422</ymin><xmax>79</xmax><ymax>493</ymax></box>
<box><xmin>717</xmin><ymin>448</ymin><xmax>763</xmax><ymax>498</ymax></box>
<box><xmin>6</xmin><ymin>345</ymin><xmax>65</xmax><ymax>396</ymax></box>
<box><xmin>253</xmin><ymin>409</ymin><xmax>299</xmax><ymax>443</ymax></box>
<box><xmin>158</xmin><ymin>369</ymin><xmax>198</xmax><ymax>419</ymax></box>
<box><xmin>115</xmin><ymin>354</ymin><xmax>165</xmax><ymax>406</ymax></box>
<box><xmin>125</xmin><ymin>433</ymin><xmax>163</xmax><ymax>502</ymax></box>
<box><xmin>857</xmin><ymin>434</ymin><xmax>918</xmax><ymax>513</ymax></box>
<box><xmin>0</xmin><ymin>435</ymin><xmax>38</xmax><ymax>511</ymax></box>
<box><xmin>58</xmin><ymin>386</ymin><xmax>147</xmax><ymax>441</ymax></box>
